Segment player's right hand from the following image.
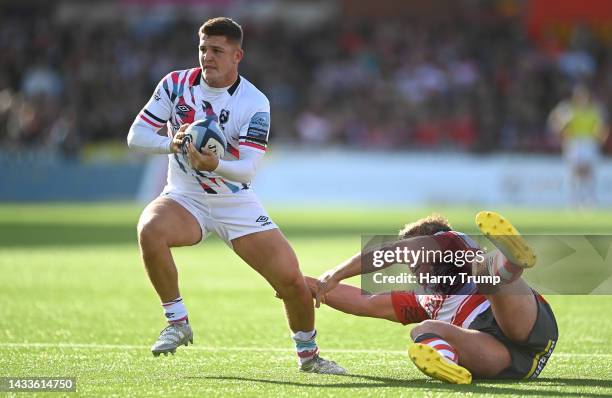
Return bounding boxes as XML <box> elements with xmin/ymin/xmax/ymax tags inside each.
<box><xmin>169</xmin><ymin>123</ymin><xmax>190</xmax><ymax>153</ymax></box>
<box><xmin>315</xmin><ymin>269</ymin><xmax>340</xmax><ymax>308</ymax></box>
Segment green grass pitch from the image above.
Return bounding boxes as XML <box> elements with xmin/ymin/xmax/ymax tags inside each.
<box><xmin>1</xmin><ymin>203</ymin><xmax>612</xmax><ymax>397</ymax></box>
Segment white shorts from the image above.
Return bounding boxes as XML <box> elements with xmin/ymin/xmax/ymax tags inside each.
<box><xmin>161</xmin><ymin>189</ymin><xmax>278</xmax><ymax>247</ymax></box>
<box><xmin>564</xmin><ymin>138</ymin><xmax>599</xmax><ymax>168</ymax></box>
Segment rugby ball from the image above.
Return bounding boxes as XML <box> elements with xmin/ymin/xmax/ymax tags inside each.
<box><xmin>182</xmin><ymin>117</ymin><xmax>227</xmax><ymax>158</ymax></box>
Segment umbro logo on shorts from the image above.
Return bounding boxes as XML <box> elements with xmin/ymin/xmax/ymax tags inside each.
<box><xmin>256</xmin><ymin>216</ymin><xmax>272</xmax><ymax>227</ymax></box>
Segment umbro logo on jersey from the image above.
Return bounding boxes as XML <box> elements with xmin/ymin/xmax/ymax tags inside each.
<box><xmin>176</xmin><ymin>105</ymin><xmax>191</xmax><ymax>112</ymax></box>
<box><xmin>256</xmin><ymin>216</ymin><xmax>272</xmax><ymax>226</ymax></box>
<box><xmin>154</xmin><ymin>88</ymin><xmax>161</xmax><ymax>101</ymax></box>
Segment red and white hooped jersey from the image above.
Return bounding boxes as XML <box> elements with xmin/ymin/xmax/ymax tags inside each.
<box><xmin>391</xmin><ymin>231</ymin><xmax>491</xmax><ymax>328</ymax></box>
<box><xmin>416</xmin><ymin>288</ymin><xmax>490</xmax><ymax>328</ymax></box>
<box><xmin>133</xmin><ymin>67</ymin><xmax>270</xmax><ymax>195</ymax></box>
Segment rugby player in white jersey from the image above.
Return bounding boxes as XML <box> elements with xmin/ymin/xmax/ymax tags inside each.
<box><xmin>127</xmin><ymin>17</ymin><xmax>345</xmax><ymax>374</ymax></box>
<box><xmin>309</xmin><ymin>211</ymin><xmax>557</xmax><ymax>383</ymax></box>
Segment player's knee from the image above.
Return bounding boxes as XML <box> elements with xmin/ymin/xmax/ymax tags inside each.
<box><xmin>137</xmin><ymin>218</ymin><xmax>167</xmax><ymax>248</ymax></box>
<box><xmin>276</xmin><ymin>272</ymin><xmax>308</xmax><ymax>298</ymax></box>
<box><xmin>499</xmin><ymin>324</ymin><xmax>530</xmax><ymax>344</ymax></box>
<box><xmin>410</xmin><ymin>320</ymin><xmax>449</xmax><ymax>340</ymax></box>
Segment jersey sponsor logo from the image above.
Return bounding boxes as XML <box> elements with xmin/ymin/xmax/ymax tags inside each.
<box><xmin>247</xmin><ymin>112</ymin><xmax>270</xmax><ymax>141</ymax></box>
<box><xmin>176</xmin><ymin>98</ymin><xmax>195</xmax><ymax>124</ymax></box>
<box><xmin>219</xmin><ymin>109</ymin><xmax>230</xmax><ymax>124</ymax></box>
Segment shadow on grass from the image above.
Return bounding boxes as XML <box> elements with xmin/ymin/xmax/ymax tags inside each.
<box><xmin>193</xmin><ymin>374</ymin><xmax>611</xmax><ymax>397</ymax></box>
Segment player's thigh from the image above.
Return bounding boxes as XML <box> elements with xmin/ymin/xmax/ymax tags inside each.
<box><xmin>411</xmin><ymin>320</ymin><xmax>511</xmax><ymax>378</ymax></box>
<box><xmin>488</xmin><ymin>279</ymin><xmax>538</xmax><ymax>344</ymax></box>
<box><xmin>232</xmin><ymin>228</ymin><xmax>301</xmax><ymax>287</ymax></box>
<box><xmin>137</xmin><ymin>197</ymin><xmax>202</xmax><ymax>247</ymax></box>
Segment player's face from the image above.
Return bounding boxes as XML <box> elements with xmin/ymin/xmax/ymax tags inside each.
<box><xmin>199</xmin><ymin>35</ymin><xmax>243</xmax><ymax>88</ymax></box>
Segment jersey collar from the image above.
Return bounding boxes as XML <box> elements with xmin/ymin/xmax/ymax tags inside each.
<box><xmin>199</xmin><ymin>74</ymin><xmax>241</xmax><ymax>96</ymax></box>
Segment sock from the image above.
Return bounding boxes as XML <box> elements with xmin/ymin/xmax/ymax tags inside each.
<box><xmin>162</xmin><ymin>297</ymin><xmax>188</xmax><ymax>324</ymax></box>
<box><xmin>414</xmin><ymin>333</ymin><xmax>458</xmax><ymax>365</ymax></box>
<box><xmin>292</xmin><ymin>329</ymin><xmax>319</xmax><ymax>365</ymax></box>
<box><xmin>486</xmin><ymin>250</ymin><xmax>523</xmax><ymax>283</ymax></box>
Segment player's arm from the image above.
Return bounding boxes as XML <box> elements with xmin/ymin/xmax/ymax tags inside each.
<box><xmin>315</xmin><ymin>235</ymin><xmax>442</xmax><ymax>307</ymax></box>
<box><xmin>303</xmin><ymin>276</ymin><xmax>400</xmax><ymax>322</ymax></box>
<box><xmin>189</xmin><ymin>105</ymin><xmax>271</xmax><ymax>182</ymax></box>
<box><xmin>127</xmin><ymin>73</ymin><xmax>187</xmax><ymax>154</ymax></box>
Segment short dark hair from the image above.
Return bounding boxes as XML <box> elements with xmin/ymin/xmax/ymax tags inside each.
<box><xmin>199</xmin><ymin>17</ymin><xmax>243</xmax><ymax>46</ymax></box>
<box><xmin>398</xmin><ymin>213</ymin><xmax>451</xmax><ymax>239</ymax></box>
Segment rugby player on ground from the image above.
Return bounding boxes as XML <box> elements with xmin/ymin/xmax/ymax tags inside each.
<box><xmin>309</xmin><ymin>211</ymin><xmax>557</xmax><ymax>383</ymax></box>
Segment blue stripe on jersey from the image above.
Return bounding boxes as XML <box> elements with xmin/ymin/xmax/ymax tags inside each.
<box><xmin>162</xmin><ymin>80</ymin><xmax>171</xmax><ymax>99</ymax></box>
<box><xmin>222</xmin><ymin>180</ymin><xmax>241</xmax><ymax>193</ymax></box>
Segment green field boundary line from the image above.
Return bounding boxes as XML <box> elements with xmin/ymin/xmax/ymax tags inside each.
<box><xmin>2</xmin><ymin>343</ymin><xmax>609</xmax><ymax>358</ymax></box>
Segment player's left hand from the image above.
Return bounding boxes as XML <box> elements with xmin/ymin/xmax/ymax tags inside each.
<box><xmin>315</xmin><ymin>269</ymin><xmax>340</xmax><ymax>308</ymax></box>
<box><xmin>186</xmin><ymin>143</ymin><xmax>219</xmax><ymax>171</ymax></box>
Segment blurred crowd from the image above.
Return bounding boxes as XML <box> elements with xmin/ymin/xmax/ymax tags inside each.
<box><xmin>0</xmin><ymin>2</ymin><xmax>610</xmax><ymax>157</ymax></box>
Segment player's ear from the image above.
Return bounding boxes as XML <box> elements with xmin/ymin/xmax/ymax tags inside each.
<box><xmin>234</xmin><ymin>47</ymin><xmax>244</xmax><ymax>64</ymax></box>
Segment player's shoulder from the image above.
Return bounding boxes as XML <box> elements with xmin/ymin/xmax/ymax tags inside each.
<box><xmin>235</xmin><ymin>76</ymin><xmax>270</xmax><ymax>109</ymax></box>
<box><xmin>435</xmin><ymin>230</ymin><xmax>480</xmax><ymax>251</ymax></box>
<box><xmin>159</xmin><ymin>67</ymin><xmax>202</xmax><ymax>86</ymax></box>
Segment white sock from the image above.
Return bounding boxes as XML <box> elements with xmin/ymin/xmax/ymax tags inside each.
<box><xmin>292</xmin><ymin>329</ymin><xmax>319</xmax><ymax>365</ymax></box>
<box><xmin>486</xmin><ymin>250</ymin><xmax>523</xmax><ymax>283</ymax></box>
<box><xmin>414</xmin><ymin>333</ymin><xmax>458</xmax><ymax>365</ymax></box>
<box><xmin>162</xmin><ymin>297</ymin><xmax>188</xmax><ymax>323</ymax></box>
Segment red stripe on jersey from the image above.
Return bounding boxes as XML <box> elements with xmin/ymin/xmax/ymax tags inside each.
<box><xmin>431</xmin><ymin>295</ymin><xmax>446</xmax><ymax>320</ymax></box>
<box><xmin>188</xmin><ymin>67</ymin><xmax>201</xmax><ymax>86</ymax></box>
<box><xmin>140</xmin><ymin>114</ymin><xmax>163</xmax><ymax>128</ymax></box>
<box><xmin>240</xmin><ymin>141</ymin><xmax>267</xmax><ymax>151</ymax></box>
<box><xmin>170</xmin><ymin>71</ymin><xmax>179</xmax><ymax>86</ymax></box>
<box><xmin>227</xmin><ymin>144</ymin><xmax>240</xmax><ymax>158</ymax></box>
<box><xmin>451</xmin><ymin>294</ymin><xmax>487</xmax><ymax>326</ymax></box>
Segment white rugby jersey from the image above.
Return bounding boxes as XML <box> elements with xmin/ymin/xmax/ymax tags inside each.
<box><xmin>133</xmin><ymin>67</ymin><xmax>270</xmax><ymax>195</ymax></box>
